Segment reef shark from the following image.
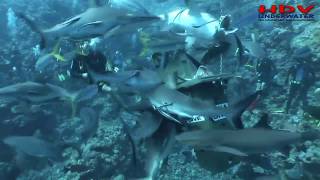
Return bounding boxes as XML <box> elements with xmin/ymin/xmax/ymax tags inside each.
<box><xmin>176</xmin><ymin>128</ymin><xmax>320</xmax><ymax>156</ymax></box>
<box><xmin>146</xmin><ymin>85</ymin><xmax>258</xmax><ymax>127</ymax></box>
<box><xmin>3</xmin><ymin>136</ymin><xmax>63</xmax><ymax>161</ymax></box>
<box><xmin>15</xmin><ymin>1</ymin><xmax>161</xmax><ymax>49</ymax></box>
<box><xmin>0</xmin><ymin>81</ymin><xmax>97</xmax><ymax>103</ymax></box>
<box><xmin>89</xmin><ymin>69</ymin><xmax>163</xmax><ymax>94</ymax></box>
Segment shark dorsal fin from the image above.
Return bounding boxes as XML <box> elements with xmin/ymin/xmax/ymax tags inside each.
<box><xmin>89</xmin><ymin>0</ymin><xmax>101</xmax><ymax>8</ymax></box>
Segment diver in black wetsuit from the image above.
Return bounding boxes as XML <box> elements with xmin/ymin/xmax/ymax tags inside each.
<box><xmin>285</xmin><ymin>47</ymin><xmax>316</xmax><ymax>114</ymax></box>
<box><xmin>201</xmin><ymin>15</ymin><xmax>245</xmax><ymax>72</ymax></box>
<box><xmin>70</xmin><ymin>44</ymin><xmax>112</xmax><ymax>91</ymax></box>
<box><xmin>202</xmin><ymin>15</ymin><xmax>233</xmax><ymax>64</ymax></box>
<box><xmin>256</xmin><ymin>57</ymin><xmax>277</xmax><ymax>92</ymax></box>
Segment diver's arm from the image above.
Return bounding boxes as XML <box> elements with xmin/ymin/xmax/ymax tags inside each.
<box><xmin>88</xmin><ymin>51</ymin><xmax>108</xmax><ymax>73</ymax></box>
<box><xmin>96</xmin><ymin>52</ymin><xmax>107</xmax><ymax>66</ymax></box>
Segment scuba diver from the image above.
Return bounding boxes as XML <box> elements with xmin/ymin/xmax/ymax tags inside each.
<box><xmin>70</xmin><ymin>42</ymin><xmax>112</xmax><ymax>91</ymax></box>
<box><xmin>256</xmin><ymin>57</ymin><xmax>277</xmax><ymax>92</ymax></box>
<box><xmin>201</xmin><ymin>15</ymin><xmax>244</xmax><ymax>74</ymax></box>
<box><xmin>202</xmin><ymin>15</ymin><xmax>234</xmax><ymax>64</ymax></box>
<box><xmin>285</xmin><ymin>47</ymin><xmax>316</xmax><ymax>114</ymax></box>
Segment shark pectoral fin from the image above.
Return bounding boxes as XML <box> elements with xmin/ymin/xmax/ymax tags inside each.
<box><xmin>79</xmin><ymin>21</ymin><xmax>104</xmax><ymax>31</ymax></box>
<box><xmin>61</xmin><ymin>16</ymin><xmax>81</xmax><ymax>27</ymax></box>
<box><xmin>213</xmin><ymin>146</ymin><xmax>248</xmax><ymax>157</ymax></box>
<box><xmin>156</xmin><ymin>109</ymin><xmax>182</xmax><ymax>125</ymax></box>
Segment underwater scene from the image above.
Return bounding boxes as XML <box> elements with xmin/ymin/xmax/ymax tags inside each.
<box><xmin>0</xmin><ymin>0</ymin><xmax>319</xmax><ymax>179</ymax></box>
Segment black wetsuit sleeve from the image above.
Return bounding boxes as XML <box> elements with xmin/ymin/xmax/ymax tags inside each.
<box><xmin>86</xmin><ymin>52</ymin><xmax>107</xmax><ymax>74</ymax></box>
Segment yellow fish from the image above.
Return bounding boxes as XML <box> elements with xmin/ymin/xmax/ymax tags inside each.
<box><xmin>50</xmin><ymin>39</ymin><xmax>65</xmax><ymax>62</ymax></box>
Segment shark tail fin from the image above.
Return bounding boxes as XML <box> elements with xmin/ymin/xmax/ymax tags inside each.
<box><xmin>15</xmin><ymin>12</ymin><xmax>47</xmax><ymax>49</ymax></box>
<box><xmin>229</xmin><ymin>91</ymin><xmax>261</xmax><ymax>129</ymax></box>
<box><xmin>47</xmin><ymin>84</ymin><xmax>98</xmax><ymax>117</ymax></box>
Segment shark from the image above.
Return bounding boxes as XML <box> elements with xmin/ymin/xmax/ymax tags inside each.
<box><xmin>89</xmin><ymin>69</ymin><xmax>163</xmax><ymax>94</ymax></box>
<box><xmin>3</xmin><ymin>136</ymin><xmax>63</xmax><ymax>161</ymax></box>
<box><xmin>123</xmin><ymin>120</ymin><xmax>177</xmax><ymax>180</ymax></box>
<box><xmin>0</xmin><ymin>81</ymin><xmax>97</xmax><ymax>103</ymax></box>
<box><xmin>78</xmin><ymin>107</ymin><xmax>99</xmax><ymax>142</ymax></box>
<box><xmin>176</xmin><ymin>128</ymin><xmax>320</xmax><ymax>156</ymax></box>
<box><xmin>142</xmin><ymin>121</ymin><xmax>176</xmax><ymax>179</ymax></box>
<box><xmin>15</xmin><ymin>1</ymin><xmax>161</xmax><ymax>49</ymax></box>
<box><xmin>146</xmin><ymin>85</ymin><xmax>259</xmax><ymax>127</ymax></box>
<box><xmin>0</xmin><ymin>81</ymin><xmax>98</xmax><ymax>117</ymax></box>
